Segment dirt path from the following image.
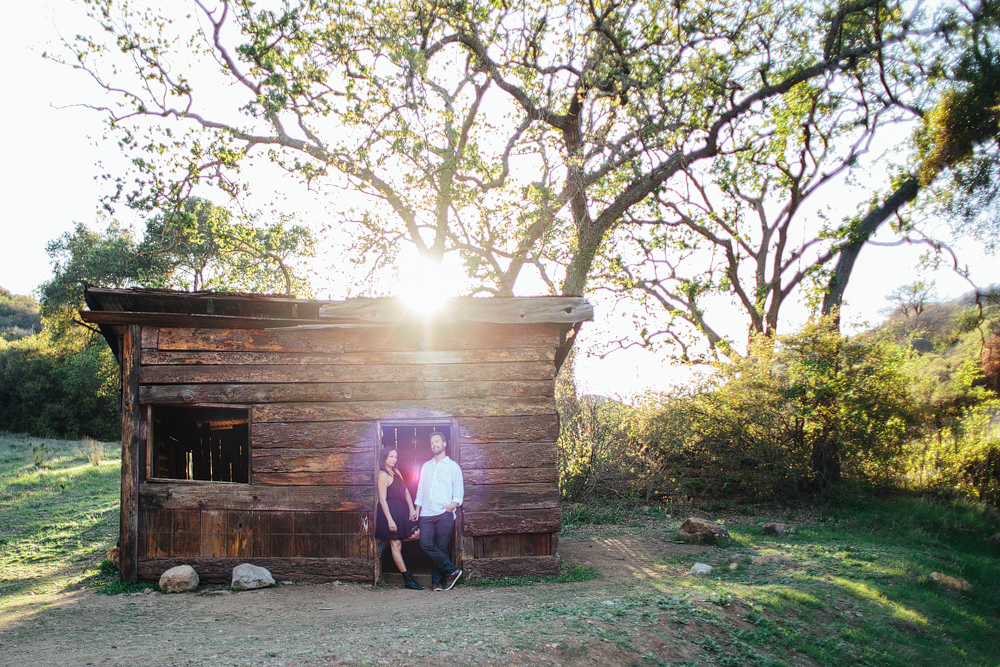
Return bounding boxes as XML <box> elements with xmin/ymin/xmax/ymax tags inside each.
<box><xmin>0</xmin><ymin>530</ymin><xmax>761</xmax><ymax>667</ymax></box>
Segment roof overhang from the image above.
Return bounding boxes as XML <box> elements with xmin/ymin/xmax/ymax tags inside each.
<box><xmin>82</xmin><ymin>287</ymin><xmax>593</xmax><ymax>370</ymax></box>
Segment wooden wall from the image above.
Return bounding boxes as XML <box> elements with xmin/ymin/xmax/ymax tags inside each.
<box><xmin>134</xmin><ymin>321</ymin><xmax>564</xmax><ymax>583</ymax></box>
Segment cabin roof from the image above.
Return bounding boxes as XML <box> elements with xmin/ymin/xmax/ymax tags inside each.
<box><xmin>82</xmin><ymin>287</ymin><xmax>593</xmax><ymax>367</ymax></box>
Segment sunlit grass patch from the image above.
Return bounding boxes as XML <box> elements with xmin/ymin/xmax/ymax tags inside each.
<box><xmin>0</xmin><ymin>433</ymin><xmax>120</xmax><ymax>606</ymax></box>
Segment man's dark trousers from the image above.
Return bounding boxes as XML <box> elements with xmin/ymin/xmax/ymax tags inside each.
<box><xmin>419</xmin><ymin>512</ymin><xmax>457</xmax><ymax>585</ymax></box>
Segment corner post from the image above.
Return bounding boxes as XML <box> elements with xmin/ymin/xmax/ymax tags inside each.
<box><xmin>120</xmin><ymin>324</ymin><xmax>142</xmax><ymax>583</ymax></box>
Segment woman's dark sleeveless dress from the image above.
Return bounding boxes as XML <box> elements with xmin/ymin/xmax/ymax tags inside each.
<box><xmin>375</xmin><ymin>470</ymin><xmax>419</xmax><ymax>540</ymax></box>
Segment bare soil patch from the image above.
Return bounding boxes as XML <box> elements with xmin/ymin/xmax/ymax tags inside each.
<box><xmin>0</xmin><ymin>531</ymin><xmax>793</xmax><ymax>667</ymax></box>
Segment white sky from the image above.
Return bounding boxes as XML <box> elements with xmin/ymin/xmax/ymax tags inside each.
<box><xmin>2</xmin><ymin>1</ymin><xmax>996</xmax><ymax>397</ymax></box>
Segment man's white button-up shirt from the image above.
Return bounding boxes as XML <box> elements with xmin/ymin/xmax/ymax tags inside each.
<box><xmin>415</xmin><ymin>455</ymin><xmax>464</xmax><ymax>517</ymax></box>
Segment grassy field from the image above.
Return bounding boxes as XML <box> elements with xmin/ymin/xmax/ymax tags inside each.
<box><xmin>1</xmin><ymin>431</ymin><xmax>999</xmax><ymax>666</ymax></box>
<box><xmin>0</xmin><ymin>432</ymin><xmax>120</xmax><ymax>606</ymax></box>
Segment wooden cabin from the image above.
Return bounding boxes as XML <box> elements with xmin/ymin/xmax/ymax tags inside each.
<box><xmin>82</xmin><ymin>287</ymin><xmax>592</xmax><ymax>584</ymax></box>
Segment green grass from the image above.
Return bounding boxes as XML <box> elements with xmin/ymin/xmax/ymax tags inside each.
<box><xmin>0</xmin><ymin>432</ymin><xmax>121</xmax><ymax>606</ymax></box>
<box><xmin>564</xmin><ymin>493</ymin><xmax>1000</xmax><ymax>667</ymax></box>
<box><xmin>466</xmin><ymin>562</ymin><xmax>601</xmax><ymax>587</ymax></box>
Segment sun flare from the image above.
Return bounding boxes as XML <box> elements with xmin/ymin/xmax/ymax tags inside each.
<box><xmin>395</xmin><ymin>249</ymin><xmax>464</xmax><ymax>313</ymax></box>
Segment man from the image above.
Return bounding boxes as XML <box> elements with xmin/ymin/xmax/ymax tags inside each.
<box><xmin>414</xmin><ymin>431</ymin><xmax>464</xmax><ymax>591</ymax></box>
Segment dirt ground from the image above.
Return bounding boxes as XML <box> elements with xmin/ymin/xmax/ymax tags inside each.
<box><xmin>0</xmin><ymin>530</ymin><xmax>801</xmax><ymax>667</ymax></box>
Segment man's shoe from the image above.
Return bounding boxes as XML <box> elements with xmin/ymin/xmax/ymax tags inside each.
<box><xmin>443</xmin><ymin>569</ymin><xmax>462</xmax><ymax>591</ymax></box>
<box><xmin>433</xmin><ymin>582</ymin><xmax>444</xmax><ymax>592</ymax></box>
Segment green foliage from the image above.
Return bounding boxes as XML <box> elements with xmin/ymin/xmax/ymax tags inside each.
<box><xmin>40</xmin><ymin>199</ymin><xmax>316</xmax><ymax>339</ymax></box>
<box><xmin>560</xmin><ymin>319</ymin><xmax>918</xmax><ymax>501</ymax></box>
<box><xmin>40</xmin><ymin>220</ymin><xmax>167</xmax><ymax>340</ymax></box>
<box><xmin>0</xmin><ymin>333</ymin><xmax>120</xmax><ymax>440</ymax></box>
<box><xmin>56</xmin><ymin>0</ymin><xmax>967</xmax><ymax>300</ymax></box>
<box><xmin>0</xmin><ymin>288</ymin><xmax>42</xmax><ymax>342</ymax></box>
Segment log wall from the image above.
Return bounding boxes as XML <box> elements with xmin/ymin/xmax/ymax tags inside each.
<box><xmin>135</xmin><ymin>321</ymin><xmax>564</xmax><ymax>582</ymax></box>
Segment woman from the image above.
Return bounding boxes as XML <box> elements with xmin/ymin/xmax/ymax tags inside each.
<box><xmin>375</xmin><ymin>448</ymin><xmax>423</xmax><ymax>590</ymax></box>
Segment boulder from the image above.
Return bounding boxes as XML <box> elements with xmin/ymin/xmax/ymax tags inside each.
<box><xmin>232</xmin><ymin>563</ymin><xmax>275</xmax><ymax>590</ymax></box>
<box><xmin>159</xmin><ymin>565</ymin><xmax>199</xmax><ymax>593</ymax></box>
<box><xmin>930</xmin><ymin>572</ymin><xmax>972</xmax><ymax>592</ymax></box>
<box><xmin>678</xmin><ymin>518</ymin><xmax>730</xmax><ymax>543</ymax></box>
<box><xmin>689</xmin><ymin>563</ymin><xmax>713</xmax><ymax>575</ymax></box>
<box><xmin>762</xmin><ymin>523</ymin><xmax>796</xmax><ymax>535</ymax></box>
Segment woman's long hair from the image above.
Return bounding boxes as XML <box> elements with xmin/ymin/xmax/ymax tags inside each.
<box><xmin>380</xmin><ymin>448</ymin><xmax>400</xmax><ymax>477</ymax></box>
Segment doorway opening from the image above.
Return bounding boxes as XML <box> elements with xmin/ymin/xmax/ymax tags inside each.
<box><xmin>377</xmin><ymin>421</ymin><xmax>455</xmax><ymax>575</ymax></box>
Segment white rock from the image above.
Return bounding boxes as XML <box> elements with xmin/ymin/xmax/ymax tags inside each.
<box><xmin>231</xmin><ymin>563</ymin><xmax>275</xmax><ymax>590</ymax></box>
<box><xmin>159</xmin><ymin>565</ymin><xmax>199</xmax><ymax>593</ymax></box>
<box><xmin>689</xmin><ymin>563</ymin><xmax>713</xmax><ymax>575</ymax></box>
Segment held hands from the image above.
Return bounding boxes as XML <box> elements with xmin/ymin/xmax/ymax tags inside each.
<box><xmin>408</xmin><ymin>509</ymin><xmax>418</xmax><ymax>522</ymax></box>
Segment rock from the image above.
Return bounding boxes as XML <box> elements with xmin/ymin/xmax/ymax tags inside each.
<box><xmin>986</xmin><ymin>533</ymin><xmax>1000</xmax><ymax>546</ymax></box>
<box><xmin>678</xmin><ymin>518</ymin><xmax>730</xmax><ymax>544</ymax></box>
<box><xmin>727</xmin><ymin>553</ymin><xmax>749</xmax><ymax>564</ymax></box>
<box><xmin>689</xmin><ymin>563</ymin><xmax>713</xmax><ymax>575</ymax></box>
<box><xmin>728</xmin><ymin>562</ymin><xmax>739</xmax><ymax>570</ymax></box>
<box><xmin>930</xmin><ymin>572</ymin><xmax>972</xmax><ymax>592</ymax></box>
<box><xmin>159</xmin><ymin>565</ymin><xmax>199</xmax><ymax>593</ymax></box>
<box><xmin>232</xmin><ymin>563</ymin><xmax>275</xmax><ymax>590</ymax></box>
<box><xmin>762</xmin><ymin>523</ymin><xmax>796</xmax><ymax>535</ymax></box>
<box><xmin>106</xmin><ymin>546</ymin><xmax>120</xmax><ymax>569</ymax></box>
<box><xmin>751</xmin><ymin>553</ymin><xmax>794</xmax><ymax>566</ymax></box>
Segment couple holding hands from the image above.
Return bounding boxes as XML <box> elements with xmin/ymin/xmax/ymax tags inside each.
<box><xmin>375</xmin><ymin>431</ymin><xmax>463</xmax><ymax>591</ymax></box>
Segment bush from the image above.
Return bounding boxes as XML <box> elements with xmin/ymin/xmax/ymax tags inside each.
<box><xmin>558</xmin><ymin>319</ymin><xmax>920</xmax><ymax>502</ymax></box>
<box><xmin>0</xmin><ymin>333</ymin><xmax>120</xmax><ymax>440</ymax></box>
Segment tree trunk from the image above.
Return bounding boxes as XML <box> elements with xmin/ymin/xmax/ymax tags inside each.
<box><xmin>820</xmin><ymin>177</ymin><xmax>920</xmax><ymax>327</ymax></box>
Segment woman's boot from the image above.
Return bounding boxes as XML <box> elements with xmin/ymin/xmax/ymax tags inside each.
<box><xmin>402</xmin><ymin>571</ymin><xmax>424</xmax><ymax>590</ymax></box>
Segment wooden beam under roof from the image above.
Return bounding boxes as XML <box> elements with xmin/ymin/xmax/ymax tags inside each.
<box><xmin>317</xmin><ymin>296</ymin><xmax>593</xmax><ymax>325</ymax></box>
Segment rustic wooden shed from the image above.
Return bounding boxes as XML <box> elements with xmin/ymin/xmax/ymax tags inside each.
<box><xmin>82</xmin><ymin>287</ymin><xmax>592</xmax><ymax>584</ymax></box>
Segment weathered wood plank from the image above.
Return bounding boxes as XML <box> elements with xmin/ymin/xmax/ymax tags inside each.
<box><xmin>172</xmin><ymin>509</ymin><xmax>201</xmax><ymax>556</ymax></box>
<box><xmin>474</xmin><ymin>533</ymin><xmax>552</xmax><ymax>558</ymax></box>
<box><xmin>139</xmin><ymin>482</ymin><xmax>374</xmax><ymax>512</ymax></box>
<box><xmin>251</xmin><ymin>421</ymin><xmax>376</xmax><ymax>449</ymax></box>
<box><xmin>254</xmin><ymin>398</ymin><xmax>557</xmax><ymax>423</ymax></box>
<box><xmin>340</xmin><ymin>323</ymin><xmax>562</xmax><ymax>352</ymax></box>
<box><xmin>141</xmin><ymin>347</ymin><xmax>554</xmax><ymax>366</ymax></box>
<box><xmin>252</xmin><ymin>449</ymin><xmax>375</xmax><ymax>474</ymax></box>
<box><xmin>155</xmin><ymin>327</ymin><xmax>343</xmax><ymax>353</ymax></box>
<box><xmin>461</xmin><ymin>483</ymin><xmax>560</xmax><ymax>512</ymax></box>
<box><xmin>120</xmin><ymin>324</ymin><xmax>142</xmax><ymax>583</ymax></box>
<box><xmin>152</xmin><ymin>323</ymin><xmax>560</xmax><ymax>353</ymax></box>
<box><xmin>463</xmin><ymin>555</ymin><xmax>561</xmax><ymax>580</ymax></box>
<box><xmin>140</xmin><ymin>380</ymin><xmax>553</xmax><ymax>404</ymax></box>
<box><xmin>141</xmin><ymin>327</ymin><xmax>159</xmax><ymax>349</ymax></box>
<box><xmin>464</xmin><ymin>467</ymin><xmax>559</xmax><ymax>485</ymax></box>
<box><xmin>253</xmin><ymin>472</ymin><xmax>374</xmax><ymax>486</ymax></box>
<box><xmin>459</xmin><ymin>442</ymin><xmax>558</xmax><ymax>469</ymax></box>
<box><xmin>463</xmin><ymin>509</ymin><xmax>561</xmax><ymax>536</ymax></box>
<box><xmin>140</xmin><ymin>362</ymin><xmax>555</xmax><ymax>385</ymax></box>
<box><xmin>318</xmin><ymin>296</ymin><xmax>593</xmax><ymax>325</ymax></box>
<box><xmin>81</xmin><ymin>311</ymin><xmax>322</xmax><ymax>330</ymax></box>
<box><xmin>459</xmin><ymin>415</ymin><xmax>560</xmax><ymax>444</ymax></box>
<box><xmin>137</xmin><ymin>557</ymin><xmax>372</xmax><ymax>584</ymax></box>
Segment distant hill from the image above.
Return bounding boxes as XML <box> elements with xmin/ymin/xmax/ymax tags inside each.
<box><xmin>0</xmin><ymin>287</ymin><xmax>42</xmax><ymax>341</ymax></box>
<box><xmin>878</xmin><ymin>285</ymin><xmax>1000</xmax><ymax>394</ymax></box>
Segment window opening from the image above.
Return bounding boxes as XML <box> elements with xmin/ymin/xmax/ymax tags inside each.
<box><xmin>151</xmin><ymin>406</ymin><xmax>250</xmax><ymax>483</ymax></box>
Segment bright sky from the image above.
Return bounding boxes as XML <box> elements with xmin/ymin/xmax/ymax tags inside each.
<box><xmin>2</xmin><ymin>1</ymin><xmax>996</xmax><ymax>397</ymax></box>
